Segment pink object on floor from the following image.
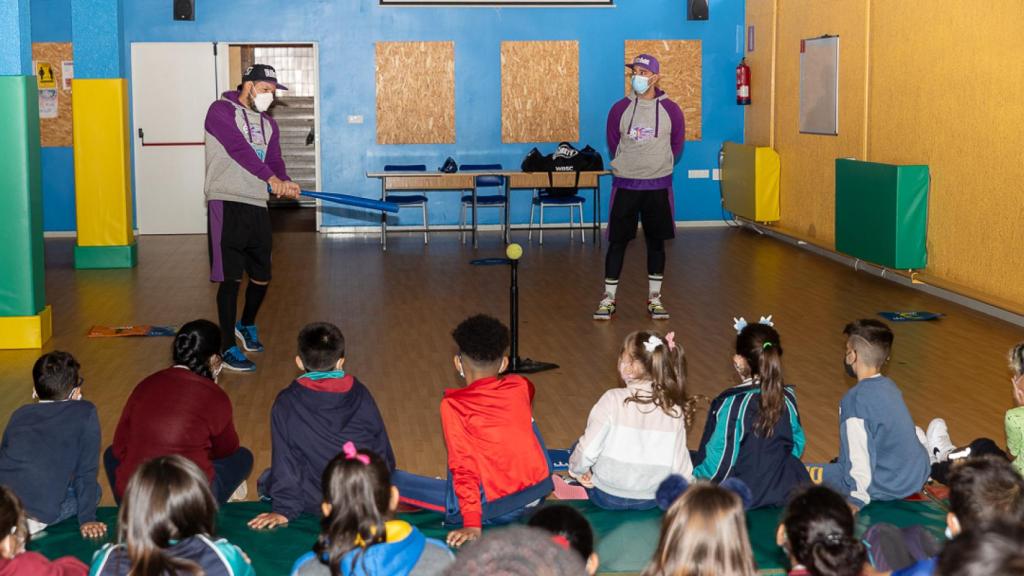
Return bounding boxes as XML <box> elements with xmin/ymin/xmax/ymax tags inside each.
<box><xmin>551</xmin><ymin>474</ymin><xmax>590</xmax><ymax>500</ymax></box>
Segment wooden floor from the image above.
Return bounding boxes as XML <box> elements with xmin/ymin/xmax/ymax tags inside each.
<box><xmin>2</xmin><ymin>211</ymin><xmax>1022</xmax><ymax>506</ymax></box>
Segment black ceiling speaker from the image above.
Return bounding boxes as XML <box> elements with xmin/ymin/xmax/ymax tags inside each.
<box><xmin>688</xmin><ymin>0</ymin><xmax>709</xmax><ymax>21</ymax></box>
<box><xmin>174</xmin><ymin>0</ymin><xmax>194</xmax><ymax>21</ymax></box>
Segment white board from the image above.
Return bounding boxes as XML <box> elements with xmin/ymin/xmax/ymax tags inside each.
<box><xmin>799</xmin><ymin>36</ymin><xmax>839</xmax><ymax>135</ymax></box>
<box><xmin>131</xmin><ymin>42</ymin><xmax>217</xmax><ymax>235</ymax></box>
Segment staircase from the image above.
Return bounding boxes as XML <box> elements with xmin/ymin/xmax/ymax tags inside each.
<box><xmin>268</xmin><ymin>96</ymin><xmax>316</xmax><ymax>207</ymax></box>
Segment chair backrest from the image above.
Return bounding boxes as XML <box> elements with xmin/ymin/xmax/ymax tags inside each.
<box><xmin>461</xmin><ymin>163</ymin><xmax>504</xmax><ymax>188</ymax></box>
<box><xmin>384</xmin><ymin>164</ymin><xmax>427</xmax><ymax>172</ymax></box>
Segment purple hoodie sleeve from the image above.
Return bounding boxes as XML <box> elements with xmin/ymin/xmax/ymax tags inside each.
<box><xmin>606</xmin><ymin>98</ymin><xmax>631</xmax><ymax>159</ymax></box>
<box><xmin>664</xmin><ymin>99</ymin><xmax>686</xmax><ymax>159</ymax></box>
<box><xmin>204</xmin><ymin>100</ymin><xmax>276</xmax><ymax>182</ymax></box>
<box><xmin>264</xmin><ymin>117</ymin><xmax>290</xmax><ymax>181</ymax></box>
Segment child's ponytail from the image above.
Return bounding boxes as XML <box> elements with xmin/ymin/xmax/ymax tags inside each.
<box><xmin>315</xmin><ymin>444</ymin><xmax>392</xmax><ymax>576</ymax></box>
<box><xmin>736</xmin><ymin>323</ymin><xmax>785</xmax><ymax>438</ymax></box>
<box><xmin>624</xmin><ymin>331</ymin><xmax>697</xmax><ymax>427</ymax></box>
<box><xmin>782</xmin><ymin>486</ymin><xmax>866</xmax><ymax>576</ymax></box>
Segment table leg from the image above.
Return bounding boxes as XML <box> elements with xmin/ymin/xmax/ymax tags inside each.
<box><xmin>472</xmin><ymin>184</ymin><xmax>479</xmax><ymax>249</ymax></box>
<box><xmin>380</xmin><ymin>179</ymin><xmax>388</xmax><ymax>252</ymax></box>
<box><xmin>593</xmin><ymin>184</ymin><xmax>600</xmax><ymax>245</ymax></box>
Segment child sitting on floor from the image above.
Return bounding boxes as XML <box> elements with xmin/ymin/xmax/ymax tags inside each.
<box><xmin>0</xmin><ymin>486</ymin><xmax>87</xmax><ymax>575</ymax></box>
<box><xmin>692</xmin><ymin>316</ymin><xmax>810</xmax><ymax>508</ymax></box>
<box><xmin>811</xmin><ymin>320</ymin><xmax>930</xmax><ymax>508</ymax></box>
<box><xmin>392</xmin><ymin>314</ymin><xmax>553</xmax><ymax>549</ymax></box>
<box><xmin>777</xmin><ymin>486</ymin><xmax>868</xmax><ymax>576</ymax></box>
<box><xmin>0</xmin><ymin>352</ymin><xmax>106</xmax><ymax>539</ymax></box>
<box><xmin>527</xmin><ymin>505</ymin><xmax>600</xmax><ymax>575</ymax></box>
<box><xmin>642</xmin><ymin>481</ymin><xmax>757</xmax><ymax>576</ymax></box>
<box><xmin>290</xmin><ymin>443</ymin><xmax>452</xmax><ymax>576</ymax></box>
<box><xmin>249</xmin><ymin>322</ymin><xmax>395</xmax><ymax>530</ymax></box>
<box><xmin>91</xmin><ymin>455</ymin><xmax>254</xmax><ymax>575</ymax></box>
<box><xmin>568</xmin><ymin>330</ymin><xmax>697</xmax><ymax>510</ymax></box>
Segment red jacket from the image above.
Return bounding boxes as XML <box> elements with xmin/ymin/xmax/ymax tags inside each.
<box><xmin>112</xmin><ymin>367</ymin><xmax>240</xmax><ymax>498</ymax></box>
<box><xmin>441</xmin><ymin>374</ymin><xmax>549</xmax><ymax>528</ymax></box>
<box><xmin>0</xmin><ymin>552</ymin><xmax>87</xmax><ymax>575</ymax></box>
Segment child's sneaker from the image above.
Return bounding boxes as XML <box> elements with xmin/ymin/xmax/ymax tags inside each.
<box><xmin>235</xmin><ymin>322</ymin><xmax>264</xmax><ymax>353</ymax></box>
<box><xmin>221</xmin><ymin>346</ymin><xmax>256</xmax><ymax>372</ymax></box>
<box><xmin>648</xmin><ymin>294</ymin><xmax>670</xmax><ymax>320</ymax></box>
<box><xmin>916</xmin><ymin>426</ymin><xmax>934</xmax><ymax>464</ymax></box>
<box><xmin>593</xmin><ymin>295</ymin><xmax>616</xmax><ymax>320</ymax></box>
<box><xmin>229</xmin><ymin>481</ymin><xmax>248</xmax><ymax>502</ymax></box>
<box><xmin>927</xmin><ymin>418</ymin><xmax>956</xmax><ymax>463</ymax></box>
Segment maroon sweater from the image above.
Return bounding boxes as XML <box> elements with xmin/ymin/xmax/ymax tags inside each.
<box><xmin>112</xmin><ymin>367</ymin><xmax>240</xmax><ymax>498</ymax></box>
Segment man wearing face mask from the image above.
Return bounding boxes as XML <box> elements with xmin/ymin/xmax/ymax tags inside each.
<box><xmin>204</xmin><ymin>64</ymin><xmax>301</xmax><ymax>372</ymax></box>
<box><xmin>595</xmin><ymin>54</ymin><xmax>685</xmax><ymax>321</ymax></box>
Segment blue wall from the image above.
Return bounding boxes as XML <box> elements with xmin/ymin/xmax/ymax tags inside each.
<box><xmin>38</xmin><ymin>0</ymin><xmax>744</xmax><ymax>230</ymax></box>
<box><xmin>30</xmin><ymin>0</ymin><xmax>75</xmax><ymax>232</ymax></box>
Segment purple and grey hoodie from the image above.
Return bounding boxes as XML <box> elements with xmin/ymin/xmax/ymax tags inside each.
<box><xmin>606</xmin><ymin>88</ymin><xmax>685</xmax><ymax>191</ymax></box>
<box><xmin>204</xmin><ymin>91</ymin><xmax>290</xmax><ymax>207</ymax></box>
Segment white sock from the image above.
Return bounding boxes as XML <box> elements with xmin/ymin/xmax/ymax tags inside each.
<box><xmin>648</xmin><ymin>275</ymin><xmax>663</xmax><ymax>297</ymax></box>
<box><xmin>604</xmin><ymin>279</ymin><xmax>619</xmax><ymax>300</ymax></box>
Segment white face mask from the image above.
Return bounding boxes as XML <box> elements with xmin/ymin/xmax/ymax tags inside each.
<box><xmin>253</xmin><ymin>92</ymin><xmax>274</xmax><ymax>113</ymax></box>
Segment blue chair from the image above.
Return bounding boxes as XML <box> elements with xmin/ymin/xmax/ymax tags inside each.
<box><xmin>383</xmin><ymin>164</ymin><xmax>430</xmax><ymax>245</ymax></box>
<box><xmin>528</xmin><ymin>190</ymin><xmax>587</xmax><ymax>245</ymax></box>
<box><xmin>458</xmin><ymin>163</ymin><xmax>506</xmax><ymax>244</ymax></box>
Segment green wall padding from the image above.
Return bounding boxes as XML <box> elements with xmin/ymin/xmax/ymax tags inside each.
<box><xmin>836</xmin><ymin>159</ymin><xmax>930</xmax><ymax>270</ymax></box>
<box><xmin>0</xmin><ymin>75</ymin><xmax>45</xmax><ymax>317</ymax></box>
<box><xmin>27</xmin><ymin>499</ymin><xmax>947</xmax><ymax>574</ymax></box>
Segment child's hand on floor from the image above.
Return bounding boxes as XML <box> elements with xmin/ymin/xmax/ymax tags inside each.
<box><xmin>567</xmin><ymin>469</ymin><xmax>595</xmax><ymax>488</ymax></box>
<box><xmin>248</xmin><ymin>512</ymin><xmax>289</xmax><ymax>530</ymax></box>
<box><xmin>80</xmin><ymin>521</ymin><xmax>107</xmax><ymax>539</ymax></box>
<box><xmin>446</xmin><ymin>527</ymin><xmax>481</xmax><ymax>548</ymax></box>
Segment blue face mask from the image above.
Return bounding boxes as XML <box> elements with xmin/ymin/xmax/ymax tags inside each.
<box><xmin>632</xmin><ymin>74</ymin><xmax>650</xmax><ymax>95</ymax></box>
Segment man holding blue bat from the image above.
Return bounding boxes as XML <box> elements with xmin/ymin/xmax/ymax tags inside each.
<box><xmin>204</xmin><ymin>64</ymin><xmax>301</xmax><ymax>372</ymax></box>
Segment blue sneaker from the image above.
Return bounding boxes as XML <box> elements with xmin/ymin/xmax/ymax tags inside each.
<box><xmin>235</xmin><ymin>322</ymin><xmax>264</xmax><ymax>353</ymax></box>
<box><xmin>221</xmin><ymin>346</ymin><xmax>256</xmax><ymax>372</ymax></box>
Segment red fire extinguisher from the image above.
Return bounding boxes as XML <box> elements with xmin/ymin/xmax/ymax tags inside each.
<box><xmin>736</xmin><ymin>58</ymin><xmax>751</xmax><ymax>105</ymax></box>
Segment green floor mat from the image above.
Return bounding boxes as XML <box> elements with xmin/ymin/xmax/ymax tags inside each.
<box><xmin>27</xmin><ymin>499</ymin><xmax>948</xmax><ymax>574</ymax></box>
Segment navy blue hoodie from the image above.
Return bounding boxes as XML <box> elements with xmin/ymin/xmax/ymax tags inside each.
<box><xmin>265</xmin><ymin>371</ymin><xmax>395</xmax><ymax>519</ymax></box>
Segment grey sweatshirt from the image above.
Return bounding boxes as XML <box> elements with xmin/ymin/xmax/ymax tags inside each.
<box><xmin>204</xmin><ymin>91</ymin><xmax>290</xmax><ymax>207</ymax></box>
<box><xmin>606</xmin><ymin>88</ymin><xmax>685</xmax><ymax>190</ymax></box>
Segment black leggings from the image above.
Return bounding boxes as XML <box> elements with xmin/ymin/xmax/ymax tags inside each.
<box><xmin>605</xmin><ymin>237</ymin><xmax>665</xmax><ymax>280</ymax></box>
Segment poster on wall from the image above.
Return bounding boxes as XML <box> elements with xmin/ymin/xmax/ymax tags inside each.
<box><xmin>39</xmin><ymin>89</ymin><xmax>58</xmax><ymax>119</ymax></box>
<box><xmin>380</xmin><ymin>0</ymin><xmax>611</xmax><ymax>4</ymax></box>
<box><xmin>799</xmin><ymin>35</ymin><xmax>840</xmax><ymax>135</ymax></box>
<box><xmin>62</xmin><ymin>60</ymin><xmax>74</xmax><ymax>91</ymax></box>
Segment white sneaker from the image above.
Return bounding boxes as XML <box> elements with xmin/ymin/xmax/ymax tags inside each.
<box><xmin>916</xmin><ymin>426</ymin><xmax>934</xmax><ymax>465</ymax></box>
<box><xmin>647</xmin><ymin>294</ymin><xmax>670</xmax><ymax>320</ymax></box>
<box><xmin>593</xmin><ymin>294</ymin><xmax>616</xmax><ymax>320</ymax></box>
<box><xmin>229</xmin><ymin>480</ymin><xmax>248</xmax><ymax>502</ymax></box>
<box><xmin>927</xmin><ymin>418</ymin><xmax>957</xmax><ymax>463</ymax></box>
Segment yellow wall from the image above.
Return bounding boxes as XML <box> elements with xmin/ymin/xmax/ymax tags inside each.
<box><xmin>743</xmin><ymin>0</ymin><xmax>776</xmax><ymax>148</ymax></box>
<box><xmin>747</xmin><ymin>0</ymin><xmax>1024</xmax><ymax>309</ymax></box>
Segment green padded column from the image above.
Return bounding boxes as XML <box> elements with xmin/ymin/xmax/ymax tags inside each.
<box><xmin>0</xmin><ymin>75</ymin><xmax>45</xmax><ymax>317</ymax></box>
<box><xmin>836</xmin><ymin>159</ymin><xmax>929</xmax><ymax>270</ymax></box>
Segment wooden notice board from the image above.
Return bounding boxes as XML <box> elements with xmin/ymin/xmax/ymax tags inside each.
<box><xmin>501</xmin><ymin>41</ymin><xmax>580</xmax><ymax>143</ymax></box>
<box><xmin>375</xmin><ymin>41</ymin><xmax>456</xmax><ymax>145</ymax></box>
<box><xmin>32</xmin><ymin>42</ymin><xmax>74</xmax><ymax>147</ymax></box>
<box><xmin>625</xmin><ymin>40</ymin><xmax>702</xmax><ymax>141</ymax></box>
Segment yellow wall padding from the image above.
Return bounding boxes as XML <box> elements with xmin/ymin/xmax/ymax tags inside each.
<box><xmin>624</xmin><ymin>40</ymin><xmax>702</xmax><ymax>141</ymax></box>
<box><xmin>745</xmin><ymin>0</ymin><xmax>1024</xmax><ymax>308</ymax></box>
<box><xmin>72</xmin><ymin>79</ymin><xmax>133</xmax><ymax>247</ymax></box>
<box><xmin>721</xmin><ymin>141</ymin><xmax>780</xmax><ymax>222</ymax></box>
<box><xmin>501</xmin><ymin>41</ymin><xmax>579</xmax><ymax>143</ymax></box>
<box><xmin>375</xmin><ymin>41</ymin><xmax>456</xmax><ymax>145</ymax></box>
<box><xmin>743</xmin><ymin>0</ymin><xmax>776</xmax><ymax>147</ymax></box>
<box><xmin>31</xmin><ymin>42</ymin><xmax>73</xmax><ymax>147</ymax></box>
<box><xmin>0</xmin><ymin>305</ymin><xmax>51</xmax><ymax>350</ymax></box>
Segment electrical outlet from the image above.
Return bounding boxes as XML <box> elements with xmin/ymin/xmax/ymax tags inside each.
<box><xmin>347</xmin><ymin>115</ymin><xmax>364</xmax><ymax>124</ymax></box>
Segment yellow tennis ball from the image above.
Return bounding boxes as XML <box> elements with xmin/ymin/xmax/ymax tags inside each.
<box><xmin>506</xmin><ymin>243</ymin><xmax>524</xmax><ymax>260</ymax></box>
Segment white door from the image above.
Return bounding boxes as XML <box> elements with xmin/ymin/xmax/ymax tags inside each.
<box><xmin>131</xmin><ymin>42</ymin><xmax>218</xmax><ymax>235</ymax></box>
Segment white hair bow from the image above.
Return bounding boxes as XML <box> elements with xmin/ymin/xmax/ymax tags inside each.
<box><xmin>732</xmin><ymin>314</ymin><xmax>775</xmax><ymax>334</ymax></box>
<box><xmin>643</xmin><ymin>335</ymin><xmax>664</xmax><ymax>353</ymax></box>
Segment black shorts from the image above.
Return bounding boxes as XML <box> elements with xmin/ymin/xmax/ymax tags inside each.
<box><xmin>607</xmin><ymin>188</ymin><xmax>675</xmax><ymax>243</ymax></box>
<box><xmin>208</xmin><ymin>200</ymin><xmax>272</xmax><ymax>283</ymax></box>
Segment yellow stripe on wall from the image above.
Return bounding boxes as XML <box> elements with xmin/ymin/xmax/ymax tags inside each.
<box><xmin>72</xmin><ymin>79</ymin><xmax>133</xmax><ymax>247</ymax></box>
